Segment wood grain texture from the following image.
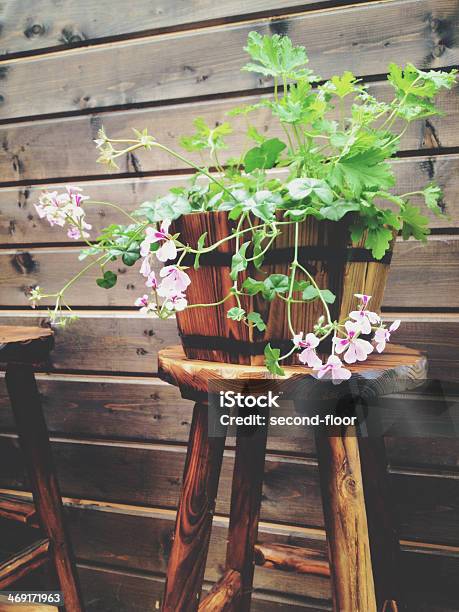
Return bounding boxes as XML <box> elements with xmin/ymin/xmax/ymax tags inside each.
<box><xmin>0</xmin><ymin>80</ymin><xmax>457</xmax><ymax>183</ymax></box>
<box><xmin>0</xmin><ymin>311</ymin><xmax>455</xmax><ymax>378</ymax></box>
<box><xmin>1</xmin><ymin>435</ymin><xmax>457</xmax><ymax>545</ymax></box>
<box><xmin>0</xmin><ymin>0</ymin><xmax>456</xmax><ymax>120</ymax></box>
<box><xmin>0</xmin><ymin>493</ymin><xmax>37</xmax><ymax>525</ymax></box>
<box><xmin>198</xmin><ymin>569</ymin><xmax>241</xmax><ymax>612</ymax></box>
<box><xmin>0</xmin><ymin>537</ymin><xmax>49</xmax><ymax>589</ymax></box>
<box><xmin>1</xmin><ymin>237</ymin><xmax>458</xmax><ymax>309</ymax></box>
<box><xmin>2</xmin><ymin>154</ymin><xmax>459</xmax><ymax>245</ymax></box>
<box><xmin>5</xmin><ymin>364</ymin><xmax>83</xmax><ymax>611</ymax></box>
<box><xmin>0</xmin><ymin>0</ymin><xmax>348</xmax><ymax>57</ymax></box>
<box><xmin>1</xmin><ymin>373</ymin><xmax>457</xmax><ymax>464</ymax></box>
<box><xmin>254</xmin><ymin>543</ymin><xmax>330</xmax><ymax>577</ymax></box>
<box><xmin>161</xmin><ymin>402</ymin><xmax>226</xmax><ymax>611</ymax></box>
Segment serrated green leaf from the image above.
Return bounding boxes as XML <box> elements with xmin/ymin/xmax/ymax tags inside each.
<box><xmin>264</xmin><ymin>343</ymin><xmax>285</xmax><ymax>376</ymax></box>
<box><xmin>364</xmin><ymin>226</ymin><xmax>394</xmax><ymax>259</ymax></box>
<box><xmin>423</xmin><ymin>183</ymin><xmax>444</xmax><ymax>217</ymax></box>
<box><xmin>400</xmin><ymin>204</ymin><xmax>430</xmax><ymax>241</ymax></box>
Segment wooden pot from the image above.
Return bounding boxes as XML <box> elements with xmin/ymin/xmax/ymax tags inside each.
<box><xmin>172</xmin><ymin>212</ymin><xmax>393</xmax><ymax>365</ymax></box>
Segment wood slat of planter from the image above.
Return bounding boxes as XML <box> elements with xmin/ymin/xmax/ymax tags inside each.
<box><xmin>0</xmin><ymin>436</ymin><xmax>458</xmax><ymax>545</ymax></box>
<box><xmin>0</xmin><ymin>311</ymin><xmax>456</xmax><ymax>378</ymax></box>
<box><xmin>0</xmin><ymin>0</ymin><xmax>348</xmax><ymax>57</ymax></box>
<box><xmin>0</xmin><ymin>81</ymin><xmax>457</xmax><ymax>183</ymax></box>
<box><xmin>2</xmin><ymin>373</ymin><xmax>457</xmax><ymax>464</ymax></box>
<box><xmin>0</xmin><ymin>0</ymin><xmax>457</xmax><ymax>121</ymax></box>
<box><xmin>0</xmin><ymin>237</ymin><xmax>458</xmax><ymax>308</ymax></box>
<box><xmin>2</xmin><ymin>155</ymin><xmax>459</xmax><ymax>246</ymax></box>
<box><xmin>0</xmin><ymin>537</ymin><xmax>50</xmax><ymax>589</ymax></box>
<box><xmin>0</xmin><ymin>493</ymin><xmax>37</xmax><ymax>526</ymax></box>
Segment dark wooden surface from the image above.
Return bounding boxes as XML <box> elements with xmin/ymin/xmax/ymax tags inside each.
<box><xmin>0</xmin><ymin>0</ymin><xmax>458</xmax><ymax>609</ymax></box>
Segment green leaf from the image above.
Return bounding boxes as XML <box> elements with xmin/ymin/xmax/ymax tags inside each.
<box><xmin>180</xmin><ymin>117</ymin><xmax>232</xmax><ymax>153</ymax></box>
<box><xmin>262</xmin><ymin>274</ymin><xmax>290</xmax><ymax>300</ymax></box>
<box><xmin>96</xmin><ymin>270</ymin><xmax>117</xmax><ymax>289</ymax></box>
<box><xmin>230</xmin><ymin>242</ymin><xmax>250</xmax><ymax>280</ymax></box>
<box><xmin>122</xmin><ymin>249</ymin><xmax>141</xmax><ymax>266</ymax></box>
<box><xmin>242</xmin><ymin>277</ymin><xmax>265</xmax><ymax>295</ymax></box>
<box><xmin>227</xmin><ymin>307</ymin><xmax>246</xmax><ymax>322</ymax></box>
<box><xmin>139</xmin><ymin>193</ymin><xmax>192</xmax><ymax>222</ymax></box>
<box><xmin>242</xmin><ymin>31</ymin><xmax>317</xmax><ymax>81</ymax></box>
<box><xmin>330</xmin><ymin>150</ymin><xmax>395</xmax><ymax>197</ymax></box>
<box><xmin>400</xmin><ymin>204</ymin><xmax>430</xmax><ymax>241</ymax></box>
<box><xmin>302</xmin><ymin>285</ymin><xmax>336</xmax><ymax>304</ymax></box>
<box><xmin>247</xmin><ymin>125</ymin><xmax>267</xmax><ymax>144</ymax></box>
<box><xmin>193</xmin><ymin>231</ymin><xmax>208</xmax><ymax>269</ymax></box>
<box><xmin>325</xmin><ymin>71</ymin><xmax>360</xmax><ymax>98</ymax></box>
<box><xmin>320</xmin><ymin>200</ymin><xmax>360</xmax><ymax>221</ymax></box>
<box><xmin>365</xmin><ymin>226</ymin><xmax>394</xmax><ymax>259</ymax></box>
<box><xmin>247</xmin><ymin>311</ymin><xmax>266</xmax><ymax>331</ymax></box>
<box><xmin>423</xmin><ymin>183</ymin><xmax>444</xmax><ymax>217</ymax></box>
<box><xmin>287</xmin><ymin>178</ymin><xmax>333</xmax><ymax>205</ymax></box>
<box><xmin>244</xmin><ymin>138</ymin><xmax>286</xmax><ymax>172</ymax></box>
<box><xmin>264</xmin><ymin>343</ymin><xmax>285</xmax><ymax>376</ymax></box>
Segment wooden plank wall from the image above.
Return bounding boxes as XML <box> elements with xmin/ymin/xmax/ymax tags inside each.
<box><xmin>0</xmin><ymin>1</ymin><xmax>458</xmax><ymax>610</ymax></box>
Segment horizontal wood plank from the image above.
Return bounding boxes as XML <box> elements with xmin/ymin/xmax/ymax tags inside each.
<box><xmin>0</xmin><ymin>373</ymin><xmax>457</xmax><ymax>464</ymax></box>
<box><xmin>1</xmin><ymin>237</ymin><xmax>458</xmax><ymax>308</ymax></box>
<box><xmin>0</xmin><ymin>435</ymin><xmax>457</xmax><ymax>544</ymax></box>
<box><xmin>0</xmin><ymin>0</ymin><xmax>352</xmax><ymax>57</ymax></box>
<box><xmin>1</xmin><ymin>80</ymin><xmax>458</xmax><ymax>183</ymax></box>
<box><xmin>0</xmin><ymin>0</ymin><xmax>457</xmax><ymax>120</ymax></box>
<box><xmin>2</xmin><ymin>154</ymin><xmax>459</xmax><ymax>245</ymax></box>
<box><xmin>0</xmin><ymin>311</ymin><xmax>456</xmax><ymax>379</ymax></box>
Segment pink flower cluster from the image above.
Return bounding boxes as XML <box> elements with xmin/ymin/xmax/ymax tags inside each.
<box><xmin>294</xmin><ymin>294</ymin><xmax>401</xmax><ymax>384</ymax></box>
<box><xmin>34</xmin><ymin>186</ymin><xmax>91</xmax><ymax>240</ymax></box>
<box><xmin>136</xmin><ymin>221</ymin><xmax>190</xmax><ymax>315</ymax></box>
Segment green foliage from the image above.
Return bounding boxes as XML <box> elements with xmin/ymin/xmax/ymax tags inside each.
<box><xmin>302</xmin><ymin>286</ymin><xmax>336</xmax><ymax>304</ymax></box>
<box><xmin>230</xmin><ymin>242</ymin><xmax>250</xmax><ymax>280</ymax></box>
<box><xmin>400</xmin><ymin>204</ymin><xmax>430</xmax><ymax>241</ymax></box>
<box><xmin>227</xmin><ymin>306</ymin><xmax>246</xmax><ymax>321</ymax></box>
<box><xmin>244</xmin><ymin>138</ymin><xmax>286</xmax><ymax>172</ymax></box>
<box><xmin>96</xmin><ymin>270</ymin><xmax>117</xmax><ymax>289</ymax></box>
<box><xmin>264</xmin><ymin>343</ymin><xmax>285</xmax><ymax>376</ymax></box>
<box><xmin>247</xmin><ymin>311</ymin><xmax>266</xmax><ymax>331</ymax></box>
<box><xmin>180</xmin><ymin>117</ymin><xmax>232</xmax><ymax>153</ymax></box>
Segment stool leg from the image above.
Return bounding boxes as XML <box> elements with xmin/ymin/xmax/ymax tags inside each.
<box><xmin>358</xmin><ymin>436</ymin><xmax>402</xmax><ymax>611</ymax></box>
<box><xmin>225</xmin><ymin>412</ymin><xmax>269</xmax><ymax>611</ymax></box>
<box><xmin>315</xmin><ymin>427</ymin><xmax>377</xmax><ymax>612</ymax></box>
<box><xmin>5</xmin><ymin>363</ymin><xmax>84</xmax><ymax>612</ymax></box>
<box><xmin>162</xmin><ymin>402</ymin><xmax>226</xmax><ymax>612</ymax></box>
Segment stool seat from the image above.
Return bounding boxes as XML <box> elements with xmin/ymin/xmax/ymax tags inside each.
<box><xmin>0</xmin><ymin>325</ymin><xmax>54</xmax><ymax>364</ymax></box>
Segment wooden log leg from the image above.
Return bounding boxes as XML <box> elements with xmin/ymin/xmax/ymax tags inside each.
<box><xmin>358</xmin><ymin>436</ymin><xmax>402</xmax><ymax>611</ymax></box>
<box><xmin>5</xmin><ymin>363</ymin><xmax>84</xmax><ymax>612</ymax></box>
<box><xmin>162</xmin><ymin>402</ymin><xmax>227</xmax><ymax>612</ymax></box>
<box><xmin>315</xmin><ymin>425</ymin><xmax>377</xmax><ymax>612</ymax></box>
<box><xmin>225</xmin><ymin>409</ymin><xmax>269</xmax><ymax>611</ymax></box>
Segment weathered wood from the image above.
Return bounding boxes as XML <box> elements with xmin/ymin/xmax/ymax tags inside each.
<box><xmin>2</xmin><ymin>155</ymin><xmax>458</xmax><ymax>246</ymax></box>
<box><xmin>0</xmin><ymin>0</ymin><xmax>347</xmax><ymax>57</ymax></box>
<box><xmin>0</xmin><ymin>493</ymin><xmax>37</xmax><ymax>526</ymax></box>
<box><xmin>0</xmin><ymin>325</ymin><xmax>53</xmax><ymax>365</ymax></box>
<box><xmin>0</xmin><ymin>0</ymin><xmax>456</xmax><ymax>120</ymax></box>
<box><xmin>254</xmin><ymin>543</ymin><xmax>330</xmax><ymax>577</ymax></box>
<box><xmin>5</xmin><ymin>363</ymin><xmax>83</xmax><ymax>611</ymax></box>
<box><xmin>0</xmin><ymin>538</ymin><xmax>50</xmax><ymax>589</ymax></box>
<box><xmin>198</xmin><ymin>569</ymin><xmax>242</xmax><ymax>612</ymax></box>
<box><xmin>225</xmin><ymin>406</ymin><xmax>269</xmax><ymax>610</ymax></box>
<box><xmin>358</xmin><ymin>435</ymin><xmax>402</xmax><ymax>610</ymax></box>
<box><xmin>1</xmin><ymin>237</ymin><xmax>457</xmax><ymax>309</ymax></box>
<box><xmin>314</xmin><ymin>429</ymin><xmax>377</xmax><ymax>612</ymax></box>
<box><xmin>162</xmin><ymin>402</ymin><xmax>226</xmax><ymax>611</ymax></box>
<box><xmin>2</xmin><ymin>374</ymin><xmax>456</xmax><ymax>462</ymax></box>
<box><xmin>1</xmin><ymin>435</ymin><xmax>458</xmax><ymax>545</ymax></box>
<box><xmin>0</xmin><ymin>80</ymin><xmax>457</xmax><ymax>183</ymax></box>
<box><xmin>158</xmin><ymin>344</ymin><xmax>426</xmax><ymax>400</ymax></box>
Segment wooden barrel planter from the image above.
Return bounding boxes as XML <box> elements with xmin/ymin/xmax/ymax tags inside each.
<box><xmin>173</xmin><ymin>212</ymin><xmax>393</xmax><ymax>365</ymax></box>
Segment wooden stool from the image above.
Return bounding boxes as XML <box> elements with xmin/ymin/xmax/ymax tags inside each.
<box><xmin>158</xmin><ymin>344</ymin><xmax>427</xmax><ymax>612</ymax></box>
<box><xmin>0</xmin><ymin>326</ymin><xmax>84</xmax><ymax>612</ymax></box>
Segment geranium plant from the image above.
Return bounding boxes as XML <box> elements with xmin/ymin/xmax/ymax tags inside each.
<box><xmin>31</xmin><ymin>33</ymin><xmax>456</xmax><ymax>380</ymax></box>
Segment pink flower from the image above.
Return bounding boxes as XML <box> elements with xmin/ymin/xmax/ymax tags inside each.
<box><xmin>334</xmin><ymin>321</ymin><xmax>373</xmax><ymax>364</ymax></box>
<box><xmin>349</xmin><ymin>293</ymin><xmax>380</xmax><ymax>334</ymax></box>
<box><xmin>140</xmin><ymin>220</ymin><xmax>177</xmax><ymax>262</ymax></box>
<box><xmin>134</xmin><ymin>294</ymin><xmax>156</xmax><ymax>315</ymax></box>
<box><xmin>146</xmin><ymin>271</ymin><xmax>158</xmax><ymax>289</ymax></box>
<box><xmin>163</xmin><ymin>293</ymin><xmax>188</xmax><ymax>312</ymax></box>
<box><xmin>293</xmin><ymin>332</ymin><xmax>322</xmax><ymax>368</ymax></box>
<box><xmin>139</xmin><ymin>256</ymin><xmax>152</xmax><ymax>278</ymax></box>
<box><xmin>35</xmin><ymin>186</ymin><xmax>91</xmax><ymax>236</ymax></box>
<box><xmin>159</xmin><ymin>266</ymin><xmax>191</xmax><ymax>294</ymax></box>
<box><xmin>374</xmin><ymin>320</ymin><xmax>401</xmax><ymax>353</ymax></box>
<box><xmin>313</xmin><ymin>355</ymin><xmax>352</xmax><ymax>385</ymax></box>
